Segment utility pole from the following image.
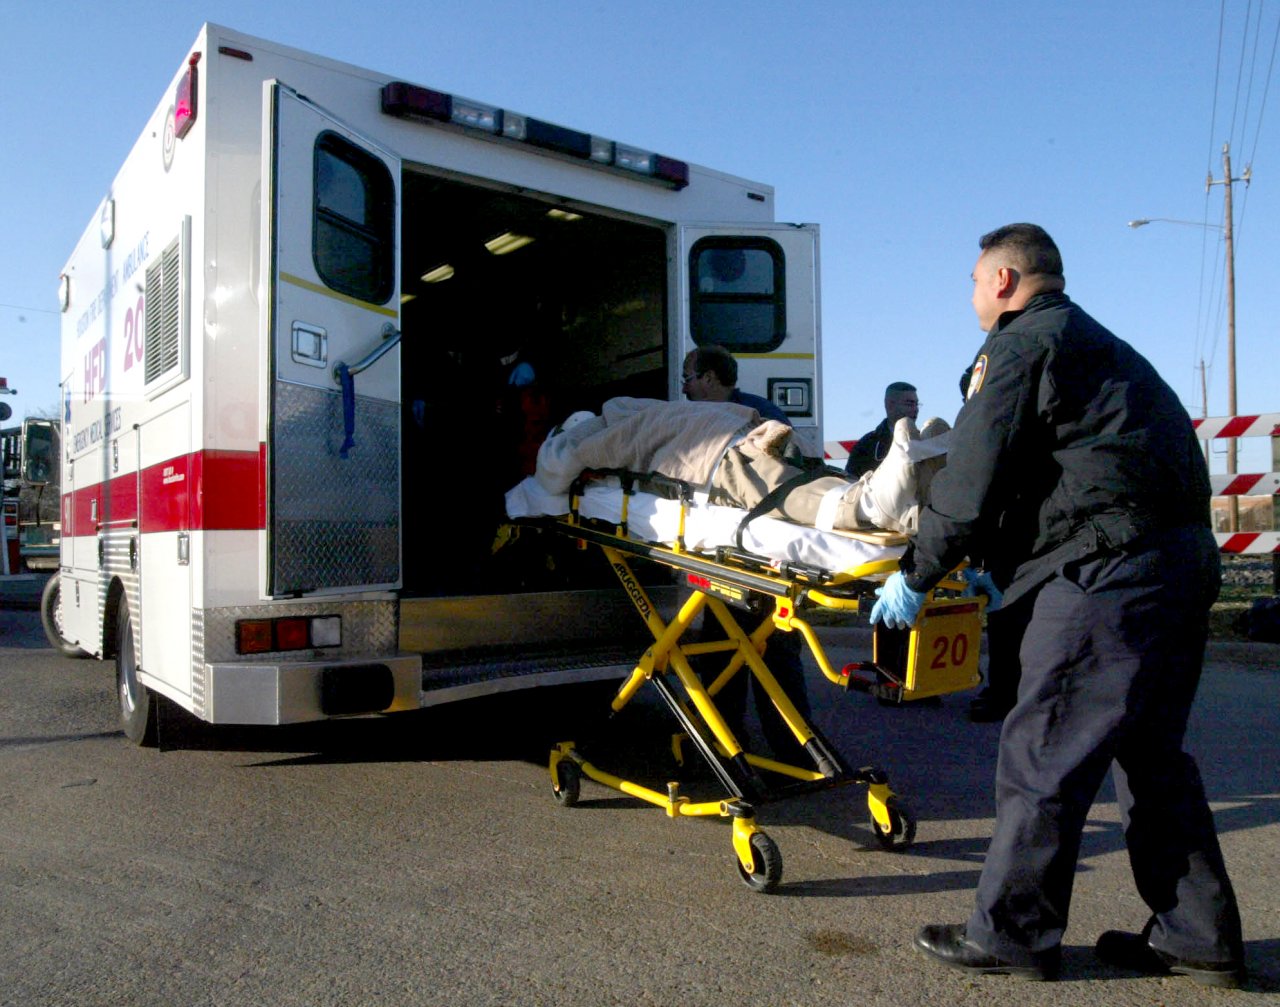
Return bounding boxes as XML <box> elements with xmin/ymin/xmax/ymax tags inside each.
<box><xmin>1206</xmin><ymin>142</ymin><xmax>1250</xmax><ymax>531</ymax></box>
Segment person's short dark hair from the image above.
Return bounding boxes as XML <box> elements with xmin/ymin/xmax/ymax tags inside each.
<box><xmin>690</xmin><ymin>344</ymin><xmax>738</xmax><ymax>387</ymax></box>
<box><xmin>979</xmin><ymin>223</ymin><xmax>1063</xmax><ymax>279</ymax></box>
<box><xmin>885</xmin><ymin>381</ymin><xmax>916</xmax><ymax>396</ymax></box>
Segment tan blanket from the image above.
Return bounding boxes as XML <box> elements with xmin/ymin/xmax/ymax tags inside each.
<box><xmin>535</xmin><ymin>397</ymin><xmax>787</xmax><ymax>495</ymax></box>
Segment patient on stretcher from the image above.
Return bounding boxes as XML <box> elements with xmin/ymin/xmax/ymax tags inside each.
<box><xmin>525</xmin><ymin>397</ymin><xmax>948</xmax><ymax>536</ymax></box>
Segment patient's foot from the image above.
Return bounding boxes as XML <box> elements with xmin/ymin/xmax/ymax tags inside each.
<box><xmin>920</xmin><ymin>416</ymin><xmax>950</xmax><ymax>440</ymax></box>
<box><xmin>914</xmin><ymin>417</ymin><xmax>951</xmax><ymax>504</ymax></box>
<box><xmin>861</xmin><ymin>418</ymin><xmax>921</xmax><ymax>533</ymax></box>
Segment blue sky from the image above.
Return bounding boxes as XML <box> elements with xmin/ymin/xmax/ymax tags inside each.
<box><xmin>2</xmin><ymin>1</ymin><xmax>1276</xmax><ymax>473</ymax></box>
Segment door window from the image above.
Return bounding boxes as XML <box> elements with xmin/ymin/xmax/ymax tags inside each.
<box><xmin>313</xmin><ymin>131</ymin><xmax>395</xmax><ymax>303</ymax></box>
<box><xmin>689</xmin><ymin>237</ymin><xmax>785</xmax><ymax>351</ymax></box>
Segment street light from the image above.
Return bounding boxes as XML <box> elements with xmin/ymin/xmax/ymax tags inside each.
<box><xmin>1127</xmin><ymin>215</ymin><xmax>1227</xmax><ymax>456</ymax></box>
<box><xmin>1129</xmin><ymin>144</ymin><xmax>1246</xmax><ymax>531</ymax></box>
<box><xmin>1127</xmin><ymin>217</ymin><xmax>1223</xmax><ymax>230</ymax></box>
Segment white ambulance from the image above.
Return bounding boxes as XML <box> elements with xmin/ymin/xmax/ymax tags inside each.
<box><xmin>54</xmin><ymin>23</ymin><xmax>822</xmax><ymax>743</ymax></box>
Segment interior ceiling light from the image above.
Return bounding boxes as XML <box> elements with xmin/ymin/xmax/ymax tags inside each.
<box><xmin>546</xmin><ymin>208</ymin><xmax>583</xmax><ymax>221</ymax></box>
<box><xmin>400</xmin><ymin>293</ymin><xmax>418</xmax><ymax>304</ymax></box>
<box><xmin>421</xmin><ymin>264</ymin><xmax>455</xmax><ymax>283</ymax></box>
<box><xmin>484</xmin><ymin>232</ymin><xmax>535</xmax><ymax>255</ymax></box>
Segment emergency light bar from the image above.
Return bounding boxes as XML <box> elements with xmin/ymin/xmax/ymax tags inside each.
<box><xmin>381</xmin><ymin>81</ymin><xmax>690</xmax><ymax>190</ymax></box>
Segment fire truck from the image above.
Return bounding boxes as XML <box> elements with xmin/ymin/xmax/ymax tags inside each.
<box><xmin>55</xmin><ymin>23</ymin><xmax>822</xmax><ymax>743</ymax></box>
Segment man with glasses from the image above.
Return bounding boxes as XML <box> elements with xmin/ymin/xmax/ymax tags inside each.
<box><xmin>681</xmin><ymin>344</ymin><xmax>789</xmax><ymax>423</ymax></box>
<box><xmin>680</xmin><ymin>343</ymin><xmax>808</xmax><ymax>762</ymax></box>
<box><xmin>845</xmin><ymin>382</ymin><xmax>920</xmax><ymax>478</ymax></box>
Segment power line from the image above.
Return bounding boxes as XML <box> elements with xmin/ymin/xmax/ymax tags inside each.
<box><xmin>1226</xmin><ymin>0</ymin><xmax>1254</xmax><ymax>145</ymax></box>
<box><xmin>0</xmin><ymin>301</ymin><xmax>58</xmax><ymax>315</ymax></box>
<box><xmin>1208</xmin><ymin>0</ymin><xmax>1226</xmax><ymax>172</ymax></box>
<box><xmin>1245</xmin><ymin>3</ymin><xmax>1280</xmax><ymax>165</ymax></box>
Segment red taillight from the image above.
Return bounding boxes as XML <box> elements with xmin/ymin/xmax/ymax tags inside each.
<box><xmin>236</xmin><ymin>619</ymin><xmax>273</xmax><ymax>654</ymax></box>
<box><xmin>235</xmin><ymin>615</ymin><xmax>342</xmax><ymax>654</ymax></box>
<box><xmin>174</xmin><ymin>52</ymin><xmax>201</xmax><ymax>139</ymax></box>
<box><xmin>275</xmin><ymin>618</ymin><xmax>309</xmax><ymax>651</ymax></box>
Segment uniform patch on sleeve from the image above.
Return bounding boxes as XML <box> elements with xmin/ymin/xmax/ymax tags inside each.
<box><xmin>966</xmin><ymin>355</ymin><xmax>988</xmax><ymax>399</ymax></box>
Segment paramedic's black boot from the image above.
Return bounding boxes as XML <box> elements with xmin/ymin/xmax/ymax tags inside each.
<box><xmin>1095</xmin><ymin>929</ymin><xmax>1244</xmax><ymax>989</ymax></box>
<box><xmin>913</xmin><ymin>924</ymin><xmax>1059</xmax><ymax>980</ymax></box>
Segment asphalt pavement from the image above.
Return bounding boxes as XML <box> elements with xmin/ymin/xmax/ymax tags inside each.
<box><xmin>1</xmin><ymin>605</ymin><xmax>1277</xmax><ymax>1006</ymax></box>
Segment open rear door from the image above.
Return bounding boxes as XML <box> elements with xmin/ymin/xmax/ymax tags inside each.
<box><xmin>678</xmin><ymin>223</ymin><xmax>821</xmax><ymax>456</ymax></box>
<box><xmin>263</xmin><ymin>82</ymin><xmax>402</xmax><ymax>596</ymax></box>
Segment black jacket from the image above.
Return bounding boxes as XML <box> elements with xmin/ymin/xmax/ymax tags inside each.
<box><xmin>844</xmin><ymin>417</ymin><xmax>894</xmax><ymax>477</ymax></box>
<box><xmin>901</xmin><ymin>292</ymin><xmax>1211</xmax><ymax>603</ymax></box>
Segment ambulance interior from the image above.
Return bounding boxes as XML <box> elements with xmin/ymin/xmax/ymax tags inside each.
<box><xmin>397</xmin><ymin>170</ymin><xmax>670</xmax><ymax>597</ymax></box>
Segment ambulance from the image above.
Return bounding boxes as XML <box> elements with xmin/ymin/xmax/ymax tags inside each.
<box><xmin>54</xmin><ymin>23</ymin><xmax>822</xmax><ymax>743</ymax></box>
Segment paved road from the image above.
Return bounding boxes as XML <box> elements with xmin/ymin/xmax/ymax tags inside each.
<box><xmin>1</xmin><ymin>606</ymin><xmax>1277</xmax><ymax>1006</ymax></box>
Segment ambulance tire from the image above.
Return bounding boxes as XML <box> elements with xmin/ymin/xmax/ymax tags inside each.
<box><xmin>116</xmin><ymin>604</ymin><xmax>158</xmax><ymax>747</ymax></box>
<box><xmin>40</xmin><ymin>572</ymin><xmax>87</xmax><ymax>658</ymax></box>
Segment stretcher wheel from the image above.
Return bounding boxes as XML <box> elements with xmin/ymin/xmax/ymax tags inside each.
<box><xmin>552</xmin><ymin>760</ymin><xmax>581</xmax><ymax>807</ymax></box>
<box><xmin>736</xmin><ymin>831</ymin><xmax>783</xmax><ymax>893</ymax></box>
<box><xmin>870</xmin><ymin>797</ymin><xmax>916</xmax><ymax>851</ymax></box>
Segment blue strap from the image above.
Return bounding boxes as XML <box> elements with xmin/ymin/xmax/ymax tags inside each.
<box><xmin>337</xmin><ymin>363</ymin><xmax>356</xmax><ymax>458</ymax></box>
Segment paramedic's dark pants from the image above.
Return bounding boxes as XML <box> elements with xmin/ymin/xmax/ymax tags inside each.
<box><xmin>694</xmin><ymin>613</ymin><xmax>811</xmax><ymax>763</ymax></box>
<box><xmin>974</xmin><ymin>595</ymin><xmax>1031</xmax><ymax>709</ymax></box>
<box><xmin>966</xmin><ymin>526</ymin><xmax>1243</xmax><ymax>966</ymax></box>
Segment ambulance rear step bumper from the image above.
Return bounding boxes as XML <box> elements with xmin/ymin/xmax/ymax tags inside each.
<box><xmin>418</xmin><ymin>641</ymin><xmax>640</xmax><ymax>706</ymax></box>
<box><xmin>203</xmin><ymin>654</ymin><xmax>422</xmax><ymax>724</ymax></box>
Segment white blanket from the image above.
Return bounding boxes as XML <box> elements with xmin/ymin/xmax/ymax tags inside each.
<box><xmin>505</xmin><ymin>476</ymin><xmax>903</xmax><ymax>575</ymax></box>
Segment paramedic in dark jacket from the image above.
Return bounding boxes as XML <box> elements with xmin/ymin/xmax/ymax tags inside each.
<box><xmin>872</xmin><ymin>223</ymin><xmax>1244</xmax><ymax>986</ymax></box>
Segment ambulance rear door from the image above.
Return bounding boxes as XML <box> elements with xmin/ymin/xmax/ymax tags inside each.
<box><xmin>263</xmin><ymin>81</ymin><xmax>403</xmax><ymax>597</ymax></box>
<box><xmin>678</xmin><ymin>223</ymin><xmax>820</xmax><ymax>455</ymax></box>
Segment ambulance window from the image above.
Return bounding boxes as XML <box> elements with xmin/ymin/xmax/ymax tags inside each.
<box><xmin>313</xmin><ymin>132</ymin><xmax>395</xmax><ymax>304</ymax></box>
<box><xmin>689</xmin><ymin>238</ymin><xmax>785</xmax><ymax>352</ymax></box>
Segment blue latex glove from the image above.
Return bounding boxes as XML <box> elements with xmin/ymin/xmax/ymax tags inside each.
<box><xmin>961</xmin><ymin>567</ymin><xmax>1004</xmax><ymax>613</ymax></box>
<box><xmin>870</xmin><ymin>572</ymin><xmax>926</xmax><ymax>630</ymax></box>
<box><xmin>508</xmin><ymin>361</ymin><xmax>536</xmax><ymax>387</ymax></box>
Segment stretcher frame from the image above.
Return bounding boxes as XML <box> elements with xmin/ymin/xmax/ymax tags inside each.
<box><xmin>528</xmin><ymin>470</ymin><xmax>983</xmax><ymax>892</ymax></box>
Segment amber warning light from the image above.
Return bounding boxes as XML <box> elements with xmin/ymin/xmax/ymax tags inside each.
<box><xmin>175</xmin><ymin>52</ymin><xmax>201</xmax><ymax>139</ymax></box>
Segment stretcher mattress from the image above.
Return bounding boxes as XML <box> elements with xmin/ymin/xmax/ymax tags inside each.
<box><xmin>505</xmin><ymin>476</ymin><xmax>904</xmax><ymax>575</ymax></box>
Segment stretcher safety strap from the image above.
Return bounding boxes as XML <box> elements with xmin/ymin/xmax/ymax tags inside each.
<box><xmin>734</xmin><ymin>466</ymin><xmax>834</xmax><ymax>550</ymax></box>
<box><xmin>814</xmin><ymin>485</ymin><xmax>846</xmax><ymax>532</ymax></box>
<box><xmin>337</xmin><ymin>362</ymin><xmax>356</xmax><ymax>459</ymax></box>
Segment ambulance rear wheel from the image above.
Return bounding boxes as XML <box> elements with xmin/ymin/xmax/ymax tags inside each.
<box><xmin>41</xmin><ymin>572</ymin><xmax>87</xmax><ymax>658</ymax></box>
<box><xmin>736</xmin><ymin>831</ymin><xmax>782</xmax><ymax>893</ymax></box>
<box><xmin>870</xmin><ymin>797</ymin><xmax>916</xmax><ymax>851</ymax></box>
<box><xmin>117</xmin><ymin>605</ymin><xmax>158</xmax><ymax>747</ymax></box>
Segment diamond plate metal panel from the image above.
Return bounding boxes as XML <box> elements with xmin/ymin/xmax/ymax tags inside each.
<box><xmin>201</xmin><ymin>600</ymin><xmax>399</xmax><ymax>664</ymax></box>
<box><xmin>99</xmin><ymin>531</ymin><xmax>139</xmax><ymax>644</ymax></box>
<box><xmin>272</xmin><ymin>381</ymin><xmax>400</xmax><ymax>594</ymax></box>
<box><xmin>191</xmin><ymin>608</ymin><xmax>207</xmax><ymax>719</ymax></box>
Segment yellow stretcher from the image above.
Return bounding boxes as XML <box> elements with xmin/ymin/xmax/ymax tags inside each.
<box><xmin>526</xmin><ymin>470</ymin><xmax>984</xmax><ymax>893</ymax></box>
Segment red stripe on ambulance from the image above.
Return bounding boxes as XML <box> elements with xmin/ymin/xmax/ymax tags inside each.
<box><xmin>64</xmin><ymin>447</ymin><xmax>265</xmax><ymax>533</ymax></box>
